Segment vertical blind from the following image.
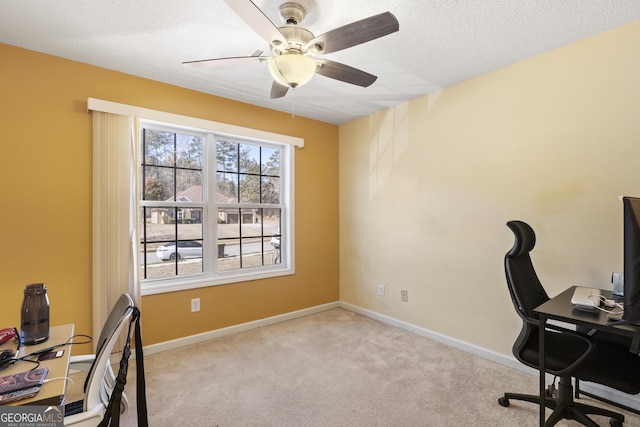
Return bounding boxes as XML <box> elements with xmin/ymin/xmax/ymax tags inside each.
<box><xmin>92</xmin><ymin>111</ymin><xmax>139</xmax><ymax>351</ymax></box>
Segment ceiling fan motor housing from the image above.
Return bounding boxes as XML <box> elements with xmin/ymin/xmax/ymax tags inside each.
<box><xmin>279</xmin><ymin>2</ymin><xmax>305</xmax><ymax>25</ymax></box>
<box><xmin>276</xmin><ymin>26</ymin><xmax>314</xmax><ymax>54</ymax></box>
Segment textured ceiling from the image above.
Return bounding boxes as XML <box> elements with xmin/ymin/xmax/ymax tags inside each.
<box><xmin>2</xmin><ymin>1</ymin><xmax>640</xmax><ymax>124</ymax></box>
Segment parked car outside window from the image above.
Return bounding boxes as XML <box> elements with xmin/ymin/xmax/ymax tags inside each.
<box><xmin>156</xmin><ymin>241</ymin><xmax>203</xmax><ymax>261</ymax></box>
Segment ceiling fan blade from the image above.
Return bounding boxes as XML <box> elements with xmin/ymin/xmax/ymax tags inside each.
<box><xmin>223</xmin><ymin>0</ymin><xmax>287</xmax><ymax>46</ymax></box>
<box><xmin>182</xmin><ymin>56</ymin><xmax>266</xmax><ymax>68</ymax></box>
<box><xmin>304</xmin><ymin>12</ymin><xmax>399</xmax><ymax>55</ymax></box>
<box><xmin>270</xmin><ymin>81</ymin><xmax>289</xmax><ymax>99</ymax></box>
<box><xmin>315</xmin><ymin>59</ymin><xmax>377</xmax><ymax>87</ymax></box>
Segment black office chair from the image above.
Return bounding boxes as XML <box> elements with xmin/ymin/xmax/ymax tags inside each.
<box><xmin>498</xmin><ymin>220</ymin><xmax>640</xmax><ymax>427</ymax></box>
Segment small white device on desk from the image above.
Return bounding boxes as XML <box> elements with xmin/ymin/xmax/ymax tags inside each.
<box><xmin>571</xmin><ymin>287</ymin><xmax>602</xmax><ymax>312</ymax></box>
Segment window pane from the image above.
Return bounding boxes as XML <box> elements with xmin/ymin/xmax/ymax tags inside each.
<box><xmin>240</xmin><ymin>208</ymin><xmax>261</xmax><ymax>236</ymax></box>
<box><xmin>217</xmin><ymin>172</ymin><xmax>238</xmax><ymax>202</ymax></box>
<box><xmin>216</xmin><ymin>140</ymin><xmax>238</xmax><ymax>172</ymax></box>
<box><xmin>240</xmin><ymin>208</ymin><xmax>264</xmax><ymax>267</ymax></box>
<box><xmin>265</xmin><ymin>209</ymin><xmax>281</xmax><ymax>234</ymax></box>
<box><xmin>176</xmin><ymin>170</ymin><xmax>203</xmax><ymax>201</ymax></box>
<box><xmin>218</xmin><ymin>208</ymin><xmax>239</xmax><ymax>272</ymax></box>
<box><xmin>218</xmin><ymin>208</ymin><xmax>240</xmax><ymax>229</ymax></box>
<box><xmin>239</xmin><ymin>143</ymin><xmax>260</xmax><ymax>174</ymax></box>
<box><xmin>266</xmin><ymin>209</ymin><xmax>281</xmax><ymax>266</ymax></box>
<box><xmin>144</xmin><ymin>129</ymin><xmax>174</xmax><ymax>167</ymax></box>
<box><xmin>241</xmin><ymin>246</ymin><xmax>261</xmax><ymax>267</ymax></box>
<box><xmin>239</xmin><ymin>175</ymin><xmax>260</xmax><ymax>203</ymax></box>
<box><xmin>177</xmin><ymin>210</ymin><xmax>203</xmax><ymax>236</ymax></box>
<box><xmin>262</xmin><ymin>176</ymin><xmax>280</xmax><ymax>204</ymax></box>
<box><xmin>261</xmin><ymin>147</ymin><xmax>280</xmax><ymax>175</ymax></box>
<box><xmin>178</xmin><ymin>256</ymin><xmax>203</xmax><ymax>275</ymax></box>
<box><xmin>175</xmin><ymin>134</ymin><xmax>203</xmax><ymax>169</ymax></box>
<box><xmin>143</xmin><ymin>166</ymin><xmax>174</xmax><ymax>201</ymax></box>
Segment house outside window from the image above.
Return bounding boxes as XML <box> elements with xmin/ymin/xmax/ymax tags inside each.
<box><xmin>139</xmin><ymin>120</ymin><xmax>293</xmax><ymax>294</ymax></box>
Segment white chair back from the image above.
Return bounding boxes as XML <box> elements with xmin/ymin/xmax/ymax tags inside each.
<box><xmin>64</xmin><ymin>293</ymin><xmax>134</xmax><ymax>426</ymax></box>
<box><xmin>84</xmin><ymin>294</ymin><xmax>134</xmax><ymax>412</ymax></box>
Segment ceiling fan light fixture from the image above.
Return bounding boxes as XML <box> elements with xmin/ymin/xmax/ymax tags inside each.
<box><xmin>268</xmin><ymin>53</ymin><xmax>317</xmax><ymax>89</ymax></box>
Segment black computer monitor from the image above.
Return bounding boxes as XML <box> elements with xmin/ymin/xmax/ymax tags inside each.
<box><xmin>623</xmin><ymin>196</ymin><xmax>640</xmax><ymax>322</ymax></box>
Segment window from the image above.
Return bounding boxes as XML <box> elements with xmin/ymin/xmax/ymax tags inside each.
<box><xmin>139</xmin><ymin>121</ymin><xmax>293</xmax><ymax>294</ymax></box>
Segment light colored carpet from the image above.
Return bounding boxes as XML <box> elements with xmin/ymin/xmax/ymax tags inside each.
<box><xmin>107</xmin><ymin>308</ymin><xmax>639</xmax><ymax>426</ymax></box>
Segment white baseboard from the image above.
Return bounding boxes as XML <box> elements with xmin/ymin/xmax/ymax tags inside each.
<box><xmin>140</xmin><ymin>300</ymin><xmax>640</xmax><ymax>412</ymax></box>
<box><xmin>338</xmin><ymin>301</ymin><xmax>640</xmax><ymax>413</ymax></box>
<box><xmin>142</xmin><ymin>301</ymin><xmax>340</xmax><ymax>356</ymax></box>
<box><xmin>337</xmin><ymin>302</ymin><xmax>527</xmax><ymax>373</ymax></box>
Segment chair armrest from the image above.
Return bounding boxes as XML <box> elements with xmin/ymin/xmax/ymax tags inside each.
<box><xmin>528</xmin><ymin>314</ymin><xmax>589</xmax><ymax>336</ymax></box>
<box><xmin>544</xmin><ymin>321</ymin><xmax>595</xmax><ymax>337</ymax></box>
<box><xmin>543</xmin><ymin>328</ymin><xmax>594</xmax><ymax>377</ymax></box>
<box><xmin>524</xmin><ymin>315</ymin><xmax>596</xmax><ymax>376</ymax></box>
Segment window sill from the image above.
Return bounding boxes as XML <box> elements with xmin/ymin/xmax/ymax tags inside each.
<box><xmin>141</xmin><ymin>265</ymin><xmax>294</xmax><ymax>296</ymax></box>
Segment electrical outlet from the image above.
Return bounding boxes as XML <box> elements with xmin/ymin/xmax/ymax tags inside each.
<box><xmin>378</xmin><ymin>284</ymin><xmax>385</xmax><ymax>297</ymax></box>
<box><xmin>401</xmin><ymin>289</ymin><xmax>408</xmax><ymax>302</ymax></box>
<box><xmin>191</xmin><ymin>298</ymin><xmax>200</xmax><ymax>312</ymax></box>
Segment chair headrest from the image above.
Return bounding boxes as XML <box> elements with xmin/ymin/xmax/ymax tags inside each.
<box><xmin>506</xmin><ymin>220</ymin><xmax>536</xmax><ymax>257</ymax></box>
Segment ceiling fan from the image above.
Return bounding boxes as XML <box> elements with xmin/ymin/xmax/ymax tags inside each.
<box><xmin>183</xmin><ymin>0</ymin><xmax>399</xmax><ymax>99</ymax></box>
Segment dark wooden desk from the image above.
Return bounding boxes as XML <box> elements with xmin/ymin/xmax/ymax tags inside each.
<box><xmin>535</xmin><ymin>286</ymin><xmax>640</xmax><ymax>426</ymax></box>
<box><xmin>0</xmin><ymin>324</ymin><xmax>74</xmax><ymax>406</ymax></box>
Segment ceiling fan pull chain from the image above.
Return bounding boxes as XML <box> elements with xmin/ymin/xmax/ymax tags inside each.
<box><xmin>291</xmin><ymin>88</ymin><xmax>296</xmax><ymax>122</ymax></box>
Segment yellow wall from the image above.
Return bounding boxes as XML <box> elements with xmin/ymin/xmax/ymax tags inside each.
<box><xmin>339</xmin><ymin>21</ymin><xmax>640</xmax><ymax>356</ymax></box>
<box><xmin>4</xmin><ymin>19</ymin><xmax>639</xmax><ymax>360</ymax></box>
<box><xmin>0</xmin><ymin>43</ymin><xmax>339</xmax><ymax>351</ymax></box>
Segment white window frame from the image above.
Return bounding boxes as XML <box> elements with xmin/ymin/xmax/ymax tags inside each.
<box><xmin>87</xmin><ymin>98</ymin><xmax>300</xmax><ymax>297</ymax></box>
<box><xmin>140</xmin><ymin>119</ymin><xmax>295</xmax><ymax>295</ymax></box>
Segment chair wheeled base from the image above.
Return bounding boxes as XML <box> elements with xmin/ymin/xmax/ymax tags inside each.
<box><xmin>499</xmin><ymin>377</ymin><xmax>624</xmax><ymax>427</ymax></box>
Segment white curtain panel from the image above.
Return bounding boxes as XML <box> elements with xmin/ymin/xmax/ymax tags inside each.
<box><xmin>91</xmin><ymin>111</ymin><xmax>139</xmax><ymax>351</ymax></box>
